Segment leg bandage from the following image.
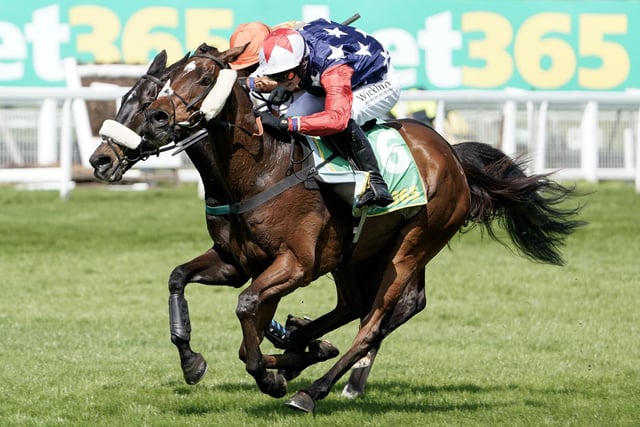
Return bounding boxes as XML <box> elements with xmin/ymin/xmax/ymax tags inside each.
<box><xmin>169</xmin><ymin>294</ymin><xmax>192</xmax><ymax>341</ymax></box>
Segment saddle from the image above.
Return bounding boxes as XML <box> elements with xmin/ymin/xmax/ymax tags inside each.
<box><xmin>203</xmin><ymin>121</ymin><xmax>426</xmax><ymax>220</ymax></box>
<box><xmin>296</xmin><ymin>121</ymin><xmax>427</xmax><ymax>217</ymax></box>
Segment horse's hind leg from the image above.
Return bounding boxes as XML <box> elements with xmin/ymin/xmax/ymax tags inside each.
<box><xmin>341</xmin><ymin>346</ymin><xmax>378</xmax><ymax>398</ymax></box>
<box><xmin>287</xmin><ymin>207</ymin><xmax>464</xmax><ymax>412</ymax></box>
<box><xmin>342</xmin><ymin>271</ymin><xmax>426</xmax><ymax>398</ymax></box>
<box><xmin>169</xmin><ymin>246</ymin><xmax>248</xmax><ymax>384</ymax></box>
<box><xmin>273</xmin><ymin>264</ymin><xmax>427</xmax><ymax>396</ymax></box>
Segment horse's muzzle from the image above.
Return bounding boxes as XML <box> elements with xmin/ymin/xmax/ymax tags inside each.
<box><xmin>142</xmin><ymin>118</ymin><xmax>174</xmax><ymax>147</ymax></box>
<box><xmin>145</xmin><ymin>109</ymin><xmax>171</xmax><ymax>129</ymax></box>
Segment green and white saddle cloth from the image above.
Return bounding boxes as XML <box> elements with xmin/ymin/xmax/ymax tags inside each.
<box><xmin>309</xmin><ymin>124</ymin><xmax>427</xmax><ymax>217</ymax></box>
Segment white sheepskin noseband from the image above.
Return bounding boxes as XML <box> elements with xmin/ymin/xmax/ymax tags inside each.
<box><xmin>200</xmin><ymin>68</ymin><xmax>237</xmax><ymax>121</ymax></box>
<box><xmin>99</xmin><ymin>119</ymin><xmax>142</xmax><ymax>150</ymax></box>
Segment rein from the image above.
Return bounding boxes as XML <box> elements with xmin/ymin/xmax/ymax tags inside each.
<box><xmin>103</xmin><ymin>135</ymin><xmax>178</xmax><ymax>173</ymax></box>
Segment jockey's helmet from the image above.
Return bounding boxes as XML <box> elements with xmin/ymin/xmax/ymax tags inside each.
<box><xmin>229</xmin><ymin>22</ymin><xmax>271</xmax><ymax>70</ymax></box>
<box><xmin>257</xmin><ymin>28</ymin><xmax>306</xmax><ymax>77</ymax></box>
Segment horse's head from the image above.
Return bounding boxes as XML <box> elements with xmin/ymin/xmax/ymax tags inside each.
<box><xmin>142</xmin><ymin>43</ymin><xmax>246</xmax><ymax>148</ymax></box>
<box><xmin>89</xmin><ymin>50</ymin><xmax>190</xmax><ymax>182</ymax></box>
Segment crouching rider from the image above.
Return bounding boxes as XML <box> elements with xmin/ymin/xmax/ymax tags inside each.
<box><xmin>256</xmin><ymin>19</ymin><xmax>401</xmax><ymax>208</ymax></box>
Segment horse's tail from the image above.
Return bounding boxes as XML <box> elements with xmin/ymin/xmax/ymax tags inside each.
<box><xmin>452</xmin><ymin>142</ymin><xmax>586</xmax><ymax>266</ymax></box>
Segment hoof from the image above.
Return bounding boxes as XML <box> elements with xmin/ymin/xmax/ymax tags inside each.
<box><xmin>341</xmin><ymin>382</ymin><xmax>364</xmax><ymax>399</ymax></box>
<box><xmin>182</xmin><ymin>353</ymin><xmax>208</xmax><ymax>385</ymax></box>
<box><xmin>286</xmin><ymin>391</ymin><xmax>315</xmax><ymax>413</ymax></box>
<box><xmin>262</xmin><ymin>371</ymin><xmax>287</xmax><ymax>398</ymax></box>
<box><xmin>285</xmin><ymin>314</ymin><xmax>312</xmax><ymax>329</ymax></box>
<box><xmin>309</xmin><ymin>340</ymin><xmax>339</xmax><ymax>361</ymax></box>
<box><xmin>280</xmin><ymin>369</ymin><xmax>301</xmax><ymax>382</ymax></box>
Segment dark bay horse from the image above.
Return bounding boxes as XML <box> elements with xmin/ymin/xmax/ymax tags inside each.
<box><xmin>135</xmin><ymin>44</ymin><xmax>583</xmax><ymax>412</ymax></box>
<box><xmin>88</xmin><ymin>49</ymin><xmax>545</xmax><ymax>400</ymax></box>
<box><xmin>90</xmin><ymin>49</ymin><xmax>248</xmax><ymax>384</ymax></box>
<box><xmin>90</xmin><ymin>47</ymin><xmax>340</xmax><ymax>388</ymax></box>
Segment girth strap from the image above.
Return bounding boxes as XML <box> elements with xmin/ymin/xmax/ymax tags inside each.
<box><xmin>206</xmin><ymin>163</ymin><xmax>318</xmax><ymax>216</ymax></box>
<box><xmin>205</xmin><ymin>148</ymin><xmax>338</xmax><ymax>216</ymax></box>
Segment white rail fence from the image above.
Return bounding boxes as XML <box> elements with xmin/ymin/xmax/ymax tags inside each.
<box><xmin>396</xmin><ymin>89</ymin><xmax>640</xmax><ymax>189</ymax></box>
<box><xmin>0</xmin><ymin>59</ymin><xmax>194</xmax><ymax>199</ymax></box>
<box><xmin>1</xmin><ymin>63</ymin><xmax>639</xmax><ymax>198</ymax></box>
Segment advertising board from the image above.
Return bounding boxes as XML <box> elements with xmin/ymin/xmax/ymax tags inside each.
<box><xmin>1</xmin><ymin>1</ymin><xmax>638</xmax><ymax>90</ymax></box>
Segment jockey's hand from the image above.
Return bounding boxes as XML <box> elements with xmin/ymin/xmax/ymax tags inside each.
<box><xmin>258</xmin><ymin>111</ymin><xmax>289</xmax><ymax>131</ymax></box>
<box><xmin>254</xmin><ymin>76</ymin><xmax>278</xmax><ymax>92</ymax></box>
<box><xmin>268</xmin><ymin>86</ymin><xmax>293</xmax><ymax>106</ymax></box>
<box><xmin>239</xmin><ymin>76</ymin><xmax>279</xmax><ymax>93</ymax></box>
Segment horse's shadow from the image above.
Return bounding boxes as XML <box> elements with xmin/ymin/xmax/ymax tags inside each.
<box><xmin>164</xmin><ymin>380</ymin><xmax>543</xmax><ymax>416</ymax></box>
<box><xmin>251</xmin><ymin>381</ymin><xmax>520</xmax><ymax>415</ymax></box>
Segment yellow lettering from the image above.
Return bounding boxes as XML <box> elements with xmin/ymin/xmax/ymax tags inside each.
<box><xmin>70</xmin><ymin>6</ymin><xmax>121</xmax><ymax>63</ymax></box>
<box><xmin>514</xmin><ymin>13</ymin><xmax>575</xmax><ymax>89</ymax></box>
<box><xmin>122</xmin><ymin>7</ymin><xmax>183</xmax><ymax>64</ymax></box>
<box><xmin>578</xmin><ymin>14</ymin><xmax>629</xmax><ymax>89</ymax></box>
<box><xmin>462</xmin><ymin>12</ymin><xmax>513</xmax><ymax>88</ymax></box>
<box><xmin>185</xmin><ymin>9</ymin><xmax>232</xmax><ymax>52</ymax></box>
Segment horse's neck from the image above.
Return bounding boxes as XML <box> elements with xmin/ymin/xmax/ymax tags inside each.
<box><xmin>185</xmin><ymin>143</ymin><xmax>226</xmax><ymax>204</ymax></box>
<box><xmin>205</xmin><ymin>86</ymin><xmax>294</xmax><ymax>201</ymax></box>
<box><xmin>211</xmin><ymin>131</ymin><xmax>291</xmax><ymax>196</ymax></box>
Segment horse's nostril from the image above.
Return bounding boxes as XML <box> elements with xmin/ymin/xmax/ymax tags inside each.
<box><xmin>148</xmin><ymin>109</ymin><xmax>170</xmax><ymax>127</ymax></box>
<box><xmin>90</xmin><ymin>154</ymin><xmax>111</xmax><ymax>169</ymax></box>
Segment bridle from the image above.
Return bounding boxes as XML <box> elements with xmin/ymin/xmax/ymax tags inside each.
<box><xmin>145</xmin><ymin>52</ymin><xmax>229</xmax><ymax>140</ymax></box>
<box><xmin>146</xmin><ymin>50</ymin><xmax>263</xmax><ymax>151</ymax></box>
<box><xmin>101</xmin><ymin>72</ymin><xmax>177</xmax><ymax>178</ymax></box>
<box><xmin>104</xmin><ymin>48</ymin><xmax>266</xmax><ymax>179</ymax></box>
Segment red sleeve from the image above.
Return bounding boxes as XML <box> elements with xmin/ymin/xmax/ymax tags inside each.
<box><xmin>291</xmin><ymin>64</ymin><xmax>353</xmax><ymax>137</ymax></box>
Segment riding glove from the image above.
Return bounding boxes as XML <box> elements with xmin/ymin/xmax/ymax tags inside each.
<box><xmin>258</xmin><ymin>111</ymin><xmax>289</xmax><ymax>130</ymax></box>
<box><xmin>268</xmin><ymin>86</ymin><xmax>293</xmax><ymax>106</ymax></box>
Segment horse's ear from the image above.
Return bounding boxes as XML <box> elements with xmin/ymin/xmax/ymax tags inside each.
<box><xmin>196</xmin><ymin>43</ymin><xmax>221</xmax><ymax>55</ymax></box>
<box><xmin>147</xmin><ymin>50</ymin><xmax>168</xmax><ymax>74</ymax></box>
<box><xmin>178</xmin><ymin>52</ymin><xmax>191</xmax><ymax>66</ymax></box>
<box><xmin>196</xmin><ymin>43</ymin><xmax>209</xmax><ymax>54</ymax></box>
<box><xmin>222</xmin><ymin>44</ymin><xmax>248</xmax><ymax>65</ymax></box>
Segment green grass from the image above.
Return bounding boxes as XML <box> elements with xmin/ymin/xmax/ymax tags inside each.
<box><xmin>0</xmin><ymin>181</ymin><xmax>638</xmax><ymax>426</ymax></box>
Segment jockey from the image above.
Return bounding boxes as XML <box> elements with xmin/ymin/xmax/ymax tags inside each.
<box><xmin>256</xmin><ymin>19</ymin><xmax>400</xmax><ymax>208</ymax></box>
<box><xmin>229</xmin><ymin>21</ymin><xmax>303</xmax><ymax>95</ymax></box>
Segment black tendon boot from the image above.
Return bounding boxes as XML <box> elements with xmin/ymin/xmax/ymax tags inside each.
<box><xmin>347</xmin><ymin>120</ymin><xmax>394</xmax><ymax>208</ymax></box>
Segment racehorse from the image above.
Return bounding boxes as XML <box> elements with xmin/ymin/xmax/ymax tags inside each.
<box><xmin>133</xmin><ymin>43</ymin><xmax>584</xmax><ymax>412</ymax></box>
<box><xmin>89</xmin><ymin>47</ymin><xmax>340</xmax><ymax>388</ymax></box>
<box><xmin>88</xmin><ymin>50</ymin><xmax>474</xmax><ymax>399</ymax></box>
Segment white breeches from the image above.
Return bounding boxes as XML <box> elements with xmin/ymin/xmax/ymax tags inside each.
<box><xmin>286</xmin><ymin>72</ymin><xmax>401</xmax><ymax>126</ymax></box>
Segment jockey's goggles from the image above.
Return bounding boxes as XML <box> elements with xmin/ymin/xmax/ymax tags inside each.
<box><xmin>269</xmin><ymin>68</ymin><xmax>297</xmax><ymax>83</ymax></box>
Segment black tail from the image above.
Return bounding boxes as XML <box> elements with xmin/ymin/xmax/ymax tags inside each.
<box><xmin>452</xmin><ymin>142</ymin><xmax>586</xmax><ymax>266</ymax></box>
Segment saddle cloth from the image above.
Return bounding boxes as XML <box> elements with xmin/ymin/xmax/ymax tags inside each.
<box><xmin>308</xmin><ymin>124</ymin><xmax>427</xmax><ymax>217</ymax></box>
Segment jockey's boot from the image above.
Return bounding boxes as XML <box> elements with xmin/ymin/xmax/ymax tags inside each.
<box><xmin>347</xmin><ymin>120</ymin><xmax>394</xmax><ymax>208</ymax></box>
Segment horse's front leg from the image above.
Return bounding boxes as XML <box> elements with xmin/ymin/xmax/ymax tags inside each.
<box><xmin>236</xmin><ymin>253</ymin><xmax>307</xmax><ymax>398</ymax></box>
<box><xmin>170</xmin><ymin>245</ymin><xmax>248</xmax><ymax>384</ymax></box>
